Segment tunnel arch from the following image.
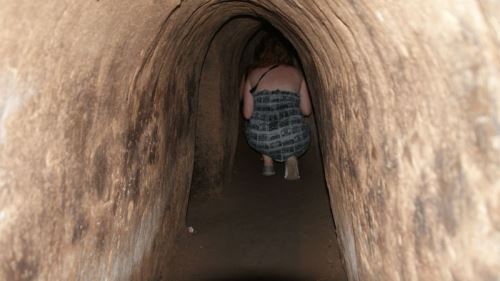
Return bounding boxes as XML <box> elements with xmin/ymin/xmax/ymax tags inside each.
<box><xmin>128</xmin><ymin>2</ymin><xmax>387</xmax><ymax>280</ymax></box>
<box><xmin>130</xmin><ymin>1</ymin><xmax>359</xmax><ymax>197</ymax></box>
<box><xmin>129</xmin><ymin>1</ymin><xmax>362</xmax><ymax>277</ymax></box>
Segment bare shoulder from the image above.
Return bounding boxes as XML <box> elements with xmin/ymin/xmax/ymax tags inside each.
<box><xmin>247</xmin><ymin>67</ymin><xmax>265</xmax><ymax>83</ymax></box>
<box><xmin>280</xmin><ymin>65</ymin><xmax>303</xmax><ymax>79</ymax></box>
<box><xmin>247</xmin><ymin>64</ymin><xmax>303</xmax><ymax>84</ymax></box>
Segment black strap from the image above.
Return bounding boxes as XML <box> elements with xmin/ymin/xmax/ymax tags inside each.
<box><xmin>250</xmin><ymin>64</ymin><xmax>279</xmax><ymax>94</ymax></box>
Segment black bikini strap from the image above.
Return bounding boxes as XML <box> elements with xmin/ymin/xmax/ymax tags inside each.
<box><xmin>250</xmin><ymin>64</ymin><xmax>279</xmax><ymax>94</ymax></box>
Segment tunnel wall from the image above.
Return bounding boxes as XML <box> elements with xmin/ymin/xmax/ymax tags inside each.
<box><xmin>192</xmin><ymin>18</ymin><xmax>260</xmax><ymax>196</ymax></box>
<box><xmin>0</xmin><ymin>1</ymin><xmax>191</xmax><ymax>280</ymax></box>
<box><xmin>0</xmin><ymin>1</ymin><xmax>499</xmax><ymax>281</ymax></box>
<box><xmin>272</xmin><ymin>1</ymin><xmax>500</xmax><ymax>280</ymax></box>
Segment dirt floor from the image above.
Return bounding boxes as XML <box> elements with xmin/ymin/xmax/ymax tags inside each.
<box><xmin>166</xmin><ymin>133</ymin><xmax>347</xmax><ymax>281</ymax></box>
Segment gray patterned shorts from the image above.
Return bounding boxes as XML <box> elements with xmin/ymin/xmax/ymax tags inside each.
<box><xmin>245</xmin><ymin>90</ymin><xmax>310</xmax><ymax>162</ymax></box>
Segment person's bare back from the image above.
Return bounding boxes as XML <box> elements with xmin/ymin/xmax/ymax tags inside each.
<box><xmin>240</xmin><ymin>33</ymin><xmax>312</xmax><ymax>180</ymax></box>
<box><xmin>248</xmin><ymin>64</ymin><xmax>301</xmax><ymax>93</ymax></box>
<box><xmin>241</xmin><ymin>64</ymin><xmax>311</xmax><ymax>119</ymax></box>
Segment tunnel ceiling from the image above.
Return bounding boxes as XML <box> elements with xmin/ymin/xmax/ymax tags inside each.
<box><xmin>0</xmin><ymin>1</ymin><xmax>499</xmax><ymax>281</ymax></box>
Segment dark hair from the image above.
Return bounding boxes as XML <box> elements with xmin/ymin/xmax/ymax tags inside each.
<box><xmin>251</xmin><ymin>33</ymin><xmax>294</xmax><ymax>68</ymax></box>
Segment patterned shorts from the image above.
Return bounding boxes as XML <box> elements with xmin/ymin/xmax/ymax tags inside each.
<box><xmin>245</xmin><ymin>90</ymin><xmax>310</xmax><ymax>162</ymax></box>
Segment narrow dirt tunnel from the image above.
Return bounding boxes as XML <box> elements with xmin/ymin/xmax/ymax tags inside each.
<box><xmin>170</xmin><ymin>21</ymin><xmax>347</xmax><ymax>280</ymax></box>
<box><xmin>0</xmin><ymin>1</ymin><xmax>499</xmax><ymax>281</ymax></box>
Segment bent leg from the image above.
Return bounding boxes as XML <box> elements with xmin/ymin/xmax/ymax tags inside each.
<box><xmin>262</xmin><ymin>154</ymin><xmax>275</xmax><ymax>176</ymax></box>
<box><xmin>263</xmin><ymin>155</ymin><xmax>273</xmax><ymax>166</ymax></box>
<box><xmin>284</xmin><ymin>156</ymin><xmax>300</xmax><ymax>180</ymax></box>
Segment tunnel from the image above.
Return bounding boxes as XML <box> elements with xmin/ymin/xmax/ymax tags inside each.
<box><xmin>0</xmin><ymin>1</ymin><xmax>499</xmax><ymax>281</ymax></box>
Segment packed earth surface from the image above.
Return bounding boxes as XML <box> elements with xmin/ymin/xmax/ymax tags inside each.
<box><xmin>167</xmin><ymin>133</ymin><xmax>346</xmax><ymax>281</ymax></box>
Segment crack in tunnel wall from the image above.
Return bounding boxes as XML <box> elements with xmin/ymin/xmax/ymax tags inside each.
<box><xmin>0</xmin><ymin>0</ymin><xmax>499</xmax><ymax>280</ymax></box>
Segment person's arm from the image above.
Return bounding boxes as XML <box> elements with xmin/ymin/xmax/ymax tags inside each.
<box><xmin>242</xmin><ymin>75</ymin><xmax>254</xmax><ymax>119</ymax></box>
<box><xmin>299</xmin><ymin>77</ymin><xmax>312</xmax><ymax>116</ymax></box>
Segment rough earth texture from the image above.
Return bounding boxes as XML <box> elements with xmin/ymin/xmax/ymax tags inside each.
<box><xmin>0</xmin><ymin>1</ymin><xmax>498</xmax><ymax>281</ymax></box>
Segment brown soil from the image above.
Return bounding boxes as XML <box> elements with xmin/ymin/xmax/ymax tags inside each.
<box><xmin>166</xmin><ymin>133</ymin><xmax>347</xmax><ymax>281</ymax></box>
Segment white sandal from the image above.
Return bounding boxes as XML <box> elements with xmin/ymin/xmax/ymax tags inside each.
<box><xmin>262</xmin><ymin>165</ymin><xmax>276</xmax><ymax>176</ymax></box>
<box><xmin>284</xmin><ymin>156</ymin><xmax>300</xmax><ymax>180</ymax></box>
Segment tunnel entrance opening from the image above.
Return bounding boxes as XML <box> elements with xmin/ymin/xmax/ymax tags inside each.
<box><xmin>169</xmin><ymin>16</ymin><xmax>347</xmax><ymax>280</ymax></box>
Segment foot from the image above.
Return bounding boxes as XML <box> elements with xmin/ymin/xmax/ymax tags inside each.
<box><xmin>284</xmin><ymin>156</ymin><xmax>300</xmax><ymax>180</ymax></box>
<box><xmin>262</xmin><ymin>165</ymin><xmax>276</xmax><ymax>176</ymax></box>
